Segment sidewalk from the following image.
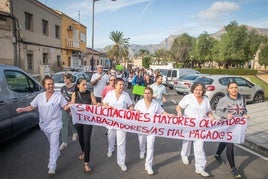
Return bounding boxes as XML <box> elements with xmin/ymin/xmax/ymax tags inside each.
<box><xmin>242</xmin><ymin>101</ymin><xmax>268</xmax><ymax>157</ymax></box>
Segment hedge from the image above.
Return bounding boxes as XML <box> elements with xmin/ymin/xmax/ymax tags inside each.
<box><xmin>194</xmin><ymin>68</ymin><xmax>258</xmax><ymax>75</ymax></box>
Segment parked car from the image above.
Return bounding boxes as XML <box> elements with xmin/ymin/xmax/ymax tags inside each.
<box><xmin>0</xmin><ymin>64</ymin><xmax>43</xmax><ymax>143</ymax></box>
<box><xmin>159</xmin><ymin>69</ymin><xmax>168</xmax><ymax>85</ymax></box>
<box><xmin>166</xmin><ymin>68</ymin><xmax>200</xmax><ymax>89</ymax></box>
<box><xmin>173</xmin><ymin>74</ymin><xmax>208</xmax><ymax>94</ymax></box>
<box><xmin>52</xmin><ymin>71</ymin><xmax>93</xmax><ymax>92</ymax></box>
<box><xmin>193</xmin><ymin>75</ymin><xmax>265</xmax><ymax>109</ymax></box>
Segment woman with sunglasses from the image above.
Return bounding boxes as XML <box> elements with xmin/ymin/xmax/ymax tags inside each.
<box><xmin>102</xmin><ymin>75</ymin><xmax>116</xmax><ymax>99</ymax></box>
<box><xmin>70</xmin><ymin>78</ymin><xmax>96</xmax><ymax>172</ymax></box>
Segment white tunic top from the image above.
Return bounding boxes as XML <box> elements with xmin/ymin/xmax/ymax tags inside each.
<box><xmin>134</xmin><ymin>98</ymin><xmax>164</xmax><ymax>116</ymax></box>
<box><xmin>91</xmin><ymin>73</ymin><xmax>109</xmax><ymax>98</ymax></box>
<box><xmin>178</xmin><ymin>93</ymin><xmax>211</xmax><ymax>120</ymax></box>
<box><xmin>103</xmin><ymin>90</ymin><xmax>133</xmax><ymax>109</ymax></box>
<box><xmin>150</xmin><ymin>83</ymin><xmax>167</xmax><ymax>105</ymax></box>
<box><xmin>31</xmin><ymin>92</ymin><xmax>68</xmax><ymax>133</ymax></box>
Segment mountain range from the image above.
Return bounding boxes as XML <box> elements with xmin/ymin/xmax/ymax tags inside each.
<box><xmin>101</xmin><ymin>26</ymin><xmax>268</xmax><ymax>57</ymax></box>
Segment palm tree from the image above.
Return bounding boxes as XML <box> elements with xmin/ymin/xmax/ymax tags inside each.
<box><xmin>107</xmin><ymin>30</ymin><xmax>130</xmax><ymax>66</ymax></box>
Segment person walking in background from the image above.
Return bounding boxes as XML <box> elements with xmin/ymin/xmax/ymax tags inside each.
<box><xmin>59</xmin><ymin>73</ymin><xmax>77</xmax><ymax>150</ymax></box>
<box><xmin>132</xmin><ymin>69</ymin><xmax>144</xmax><ymax>103</ymax></box>
<box><xmin>176</xmin><ymin>82</ymin><xmax>215</xmax><ymax>177</ymax></box>
<box><xmin>102</xmin><ymin>75</ymin><xmax>116</xmax><ymax>136</ymax></box>
<box><xmin>144</xmin><ymin>74</ymin><xmax>154</xmax><ymax>87</ymax></box>
<box><xmin>134</xmin><ymin>87</ymin><xmax>169</xmax><ymax>175</ymax></box>
<box><xmin>16</xmin><ymin>75</ymin><xmax>69</xmax><ymax>175</ymax></box>
<box><xmin>102</xmin><ymin>78</ymin><xmax>134</xmax><ymax>172</ymax></box>
<box><xmin>214</xmin><ymin>82</ymin><xmax>249</xmax><ymax>179</ymax></box>
<box><xmin>71</xmin><ymin>78</ymin><xmax>96</xmax><ymax>172</ymax></box>
<box><xmin>90</xmin><ymin>65</ymin><xmax>109</xmax><ymax>103</ymax></box>
<box><xmin>150</xmin><ymin>75</ymin><xmax>167</xmax><ymax>107</ymax></box>
<box><xmin>102</xmin><ymin>75</ymin><xmax>116</xmax><ymax>99</ymax></box>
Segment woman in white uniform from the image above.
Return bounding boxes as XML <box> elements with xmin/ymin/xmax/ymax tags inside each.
<box><xmin>134</xmin><ymin>87</ymin><xmax>168</xmax><ymax>175</ymax></box>
<box><xmin>102</xmin><ymin>78</ymin><xmax>133</xmax><ymax>172</ymax></box>
<box><xmin>16</xmin><ymin>75</ymin><xmax>69</xmax><ymax>175</ymax></box>
<box><xmin>176</xmin><ymin>82</ymin><xmax>215</xmax><ymax>177</ymax></box>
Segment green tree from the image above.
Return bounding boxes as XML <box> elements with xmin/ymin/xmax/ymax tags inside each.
<box><xmin>196</xmin><ymin>32</ymin><xmax>215</xmax><ymax>67</ymax></box>
<box><xmin>218</xmin><ymin>21</ymin><xmax>262</xmax><ymax>68</ymax></box>
<box><xmin>152</xmin><ymin>49</ymin><xmax>170</xmax><ymax>65</ymax></box>
<box><xmin>259</xmin><ymin>43</ymin><xmax>268</xmax><ymax>67</ymax></box>
<box><xmin>142</xmin><ymin>56</ymin><xmax>151</xmax><ymax>68</ymax></box>
<box><xmin>170</xmin><ymin>33</ymin><xmax>195</xmax><ymax>67</ymax></box>
<box><xmin>107</xmin><ymin>30</ymin><xmax>130</xmax><ymax>66</ymax></box>
<box><xmin>137</xmin><ymin>49</ymin><xmax>150</xmax><ymax>57</ymax></box>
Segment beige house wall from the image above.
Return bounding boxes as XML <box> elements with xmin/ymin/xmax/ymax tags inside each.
<box><xmin>59</xmin><ymin>13</ymin><xmax>87</xmax><ymax>69</ymax></box>
<box><xmin>0</xmin><ymin>10</ymin><xmax>14</xmax><ymax>65</ymax></box>
<box><xmin>7</xmin><ymin>0</ymin><xmax>62</xmax><ymax>78</ymax></box>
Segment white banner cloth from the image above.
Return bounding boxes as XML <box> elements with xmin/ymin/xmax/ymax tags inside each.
<box><xmin>70</xmin><ymin>104</ymin><xmax>247</xmax><ymax>143</ymax></box>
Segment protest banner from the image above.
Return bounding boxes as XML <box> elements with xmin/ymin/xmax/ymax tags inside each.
<box><xmin>70</xmin><ymin>104</ymin><xmax>247</xmax><ymax>143</ymax></box>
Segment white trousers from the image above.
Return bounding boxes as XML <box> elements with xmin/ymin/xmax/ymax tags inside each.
<box><xmin>44</xmin><ymin>129</ymin><xmax>60</xmax><ymax>169</ymax></box>
<box><xmin>108</xmin><ymin>129</ymin><xmax>126</xmax><ymax>165</ymax></box>
<box><xmin>138</xmin><ymin>134</ymin><xmax>155</xmax><ymax>168</ymax></box>
<box><xmin>180</xmin><ymin>140</ymin><xmax>206</xmax><ymax>170</ymax></box>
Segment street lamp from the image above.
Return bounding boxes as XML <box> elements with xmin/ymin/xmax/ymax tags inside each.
<box><xmin>90</xmin><ymin>0</ymin><xmax>116</xmax><ymax>71</ymax></box>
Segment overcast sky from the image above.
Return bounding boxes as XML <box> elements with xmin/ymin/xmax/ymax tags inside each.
<box><xmin>39</xmin><ymin>0</ymin><xmax>268</xmax><ymax>48</ymax></box>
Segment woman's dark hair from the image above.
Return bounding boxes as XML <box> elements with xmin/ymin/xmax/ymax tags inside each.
<box><xmin>109</xmin><ymin>75</ymin><xmax>116</xmax><ymax>81</ymax></box>
<box><xmin>144</xmin><ymin>87</ymin><xmax>153</xmax><ymax>94</ymax></box>
<box><xmin>64</xmin><ymin>73</ymin><xmax>73</xmax><ymax>80</ymax></box>
<box><xmin>155</xmin><ymin>74</ymin><xmax>163</xmax><ymax>80</ymax></box>
<box><xmin>115</xmin><ymin>77</ymin><xmax>125</xmax><ymax>84</ymax></box>
<box><xmin>42</xmin><ymin>75</ymin><xmax>54</xmax><ymax>88</ymax></box>
<box><xmin>75</xmin><ymin>78</ymin><xmax>86</xmax><ymax>91</ymax></box>
<box><xmin>227</xmin><ymin>81</ymin><xmax>238</xmax><ymax>88</ymax></box>
<box><xmin>190</xmin><ymin>82</ymin><xmax>206</xmax><ymax>96</ymax></box>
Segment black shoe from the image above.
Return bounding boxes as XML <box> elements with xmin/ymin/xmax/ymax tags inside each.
<box><xmin>231</xmin><ymin>168</ymin><xmax>241</xmax><ymax>178</ymax></box>
<box><xmin>215</xmin><ymin>155</ymin><xmax>226</xmax><ymax>165</ymax></box>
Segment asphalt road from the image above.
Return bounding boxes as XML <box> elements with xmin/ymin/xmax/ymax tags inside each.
<box><xmin>0</xmin><ymin>88</ymin><xmax>267</xmax><ymax>179</ymax></box>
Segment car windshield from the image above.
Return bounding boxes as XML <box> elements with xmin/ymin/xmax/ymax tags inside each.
<box><xmin>160</xmin><ymin>69</ymin><xmax>168</xmax><ymax>76</ymax></box>
<box><xmin>52</xmin><ymin>74</ymin><xmax>76</xmax><ymax>83</ymax></box>
<box><xmin>194</xmin><ymin>77</ymin><xmax>213</xmax><ymax>85</ymax></box>
<box><xmin>180</xmin><ymin>74</ymin><xmax>198</xmax><ymax>81</ymax></box>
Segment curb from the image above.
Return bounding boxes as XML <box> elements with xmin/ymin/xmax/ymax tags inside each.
<box><xmin>241</xmin><ymin>139</ymin><xmax>268</xmax><ymax>157</ymax></box>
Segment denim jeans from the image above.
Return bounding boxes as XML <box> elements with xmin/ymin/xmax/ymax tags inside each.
<box><xmin>60</xmin><ymin>110</ymin><xmax>77</xmax><ymax>144</ymax></box>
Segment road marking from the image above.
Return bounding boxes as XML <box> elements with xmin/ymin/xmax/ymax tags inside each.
<box><xmin>236</xmin><ymin>144</ymin><xmax>268</xmax><ymax>161</ymax></box>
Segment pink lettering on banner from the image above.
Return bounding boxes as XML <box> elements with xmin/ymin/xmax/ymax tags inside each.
<box><xmin>70</xmin><ymin>104</ymin><xmax>247</xmax><ymax>143</ymax></box>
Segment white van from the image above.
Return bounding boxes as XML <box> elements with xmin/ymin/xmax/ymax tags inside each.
<box><xmin>166</xmin><ymin>68</ymin><xmax>200</xmax><ymax>89</ymax></box>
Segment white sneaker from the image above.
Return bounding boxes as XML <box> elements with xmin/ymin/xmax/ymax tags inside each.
<box><xmin>72</xmin><ymin>133</ymin><xmax>78</xmax><ymax>141</ymax></box>
<box><xmin>195</xmin><ymin>169</ymin><xmax>209</xmax><ymax>177</ymax></box>
<box><xmin>107</xmin><ymin>151</ymin><xmax>112</xmax><ymax>158</ymax></box>
<box><xmin>59</xmin><ymin>143</ymin><xmax>67</xmax><ymax>150</ymax></box>
<box><xmin>145</xmin><ymin>166</ymin><xmax>154</xmax><ymax>175</ymax></box>
<box><xmin>139</xmin><ymin>152</ymin><xmax>145</xmax><ymax>159</ymax></box>
<box><xmin>48</xmin><ymin>168</ymin><xmax>55</xmax><ymax>175</ymax></box>
<box><xmin>182</xmin><ymin>157</ymin><xmax>189</xmax><ymax>165</ymax></box>
<box><xmin>119</xmin><ymin>164</ymin><xmax>127</xmax><ymax>172</ymax></box>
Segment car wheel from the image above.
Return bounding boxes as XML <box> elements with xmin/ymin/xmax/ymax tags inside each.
<box><xmin>211</xmin><ymin>94</ymin><xmax>224</xmax><ymax>110</ymax></box>
<box><xmin>253</xmin><ymin>92</ymin><xmax>264</xmax><ymax>103</ymax></box>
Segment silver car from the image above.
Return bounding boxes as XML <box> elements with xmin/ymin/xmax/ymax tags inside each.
<box><xmin>193</xmin><ymin>75</ymin><xmax>265</xmax><ymax>109</ymax></box>
<box><xmin>174</xmin><ymin>74</ymin><xmax>208</xmax><ymax>94</ymax></box>
<box><xmin>52</xmin><ymin>71</ymin><xmax>93</xmax><ymax>92</ymax></box>
<box><xmin>166</xmin><ymin>68</ymin><xmax>200</xmax><ymax>89</ymax></box>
